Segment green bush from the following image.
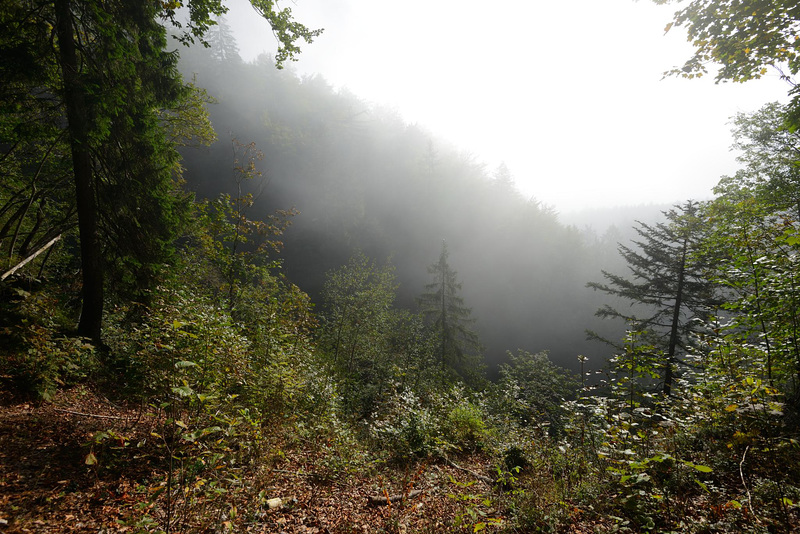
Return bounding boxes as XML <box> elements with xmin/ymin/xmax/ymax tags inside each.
<box><xmin>369</xmin><ymin>389</ymin><xmax>437</xmax><ymax>461</ymax></box>
<box><xmin>0</xmin><ymin>325</ymin><xmax>97</xmax><ymax>400</ymax></box>
<box><xmin>0</xmin><ymin>287</ymin><xmax>97</xmax><ymax>400</ymax></box>
<box><xmin>444</xmin><ymin>402</ymin><xmax>488</xmax><ymax>451</ymax></box>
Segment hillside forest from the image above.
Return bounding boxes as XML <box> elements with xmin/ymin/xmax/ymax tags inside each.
<box><xmin>2</xmin><ymin>1</ymin><xmax>800</xmax><ymax>532</ymax></box>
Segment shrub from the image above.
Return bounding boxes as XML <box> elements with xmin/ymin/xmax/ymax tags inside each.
<box><xmin>0</xmin><ymin>286</ymin><xmax>97</xmax><ymax>400</ymax></box>
<box><xmin>444</xmin><ymin>402</ymin><xmax>488</xmax><ymax>451</ymax></box>
<box><xmin>369</xmin><ymin>389</ymin><xmax>437</xmax><ymax>461</ymax></box>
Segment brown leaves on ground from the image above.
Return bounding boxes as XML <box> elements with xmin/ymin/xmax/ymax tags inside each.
<box><xmin>0</xmin><ymin>387</ymin><xmax>166</xmax><ymax>533</ymax></box>
<box><xmin>0</xmin><ymin>388</ymin><xmax>505</xmax><ymax>533</ymax></box>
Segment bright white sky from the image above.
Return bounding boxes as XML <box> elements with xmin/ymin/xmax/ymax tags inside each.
<box><xmin>225</xmin><ymin>0</ymin><xmax>790</xmax><ymax>213</ymax></box>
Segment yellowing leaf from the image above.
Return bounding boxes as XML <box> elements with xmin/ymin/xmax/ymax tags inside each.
<box><xmin>85</xmin><ymin>452</ymin><xmax>97</xmax><ymax>465</ymax></box>
<box><xmin>725</xmin><ymin>404</ymin><xmax>738</xmax><ymax>412</ymax></box>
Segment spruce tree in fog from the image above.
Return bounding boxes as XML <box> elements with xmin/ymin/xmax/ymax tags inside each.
<box><xmin>206</xmin><ymin>16</ymin><xmax>242</xmax><ymax>64</ymax></box>
<box><xmin>417</xmin><ymin>242</ymin><xmax>483</xmax><ymax>379</ymax></box>
<box><xmin>588</xmin><ymin>201</ymin><xmax>719</xmax><ymax>395</ymax></box>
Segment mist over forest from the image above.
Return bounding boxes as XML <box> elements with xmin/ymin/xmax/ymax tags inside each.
<box><xmin>9</xmin><ymin>1</ymin><xmax>800</xmax><ymax>531</ymax></box>
<box><xmin>175</xmin><ymin>27</ymin><xmax>676</xmax><ymax>374</ymax></box>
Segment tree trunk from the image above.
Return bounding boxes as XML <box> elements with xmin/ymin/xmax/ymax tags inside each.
<box><xmin>55</xmin><ymin>0</ymin><xmax>104</xmax><ymax>344</ymax></box>
<box><xmin>664</xmin><ymin>237</ymin><xmax>688</xmax><ymax>396</ymax></box>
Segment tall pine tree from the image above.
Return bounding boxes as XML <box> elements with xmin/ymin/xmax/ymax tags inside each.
<box><xmin>588</xmin><ymin>201</ymin><xmax>719</xmax><ymax>395</ymax></box>
<box><xmin>207</xmin><ymin>16</ymin><xmax>242</xmax><ymax>64</ymax></box>
<box><xmin>50</xmin><ymin>0</ymin><xmax>190</xmax><ymax>342</ymax></box>
<box><xmin>417</xmin><ymin>241</ymin><xmax>482</xmax><ymax>380</ymax></box>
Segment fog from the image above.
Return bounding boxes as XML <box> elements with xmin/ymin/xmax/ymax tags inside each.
<box><xmin>173</xmin><ymin>1</ymin><xmax>785</xmax><ymax>374</ymax></box>
<box><xmin>223</xmin><ymin>0</ymin><xmax>789</xmax><ymax>213</ymax></box>
<box><xmin>176</xmin><ymin>44</ymin><xmax>659</xmax><ymax>375</ymax></box>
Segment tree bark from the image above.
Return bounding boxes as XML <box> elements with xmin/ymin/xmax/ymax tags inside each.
<box><xmin>55</xmin><ymin>0</ymin><xmax>104</xmax><ymax>344</ymax></box>
<box><xmin>664</xmin><ymin>237</ymin><xmax>688</xmax><ymax>396</ymax></box>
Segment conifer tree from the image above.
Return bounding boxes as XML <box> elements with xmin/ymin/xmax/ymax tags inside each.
<box><xmin>417</xmin><ymin>241</ymin><xmax>482</xmax><ymax>379</ymax></box>
<box><xmin>207</xmin><ymin>16</ymin><xmax>242</xmax><ymax>64</ymax></box>
<box><xmin>588</xmin><ymin>201</ymin><xmax>719</xmax><ymax>395</ymax></box>
<box><xmin>52</xmin><ymin>0</ymin><xmax>190</xmax><ymax>342</ymax></box>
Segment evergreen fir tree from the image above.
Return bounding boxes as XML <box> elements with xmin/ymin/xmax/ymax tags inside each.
<box><xmin>417</xmin><ymin>241</ymin><xmax>483</xmax><ymax>380</ymax></box>
<box><xmin>588</xmin><ymin>201</ymin><xmax>719</xmax><ymax>395</ymax></box>
<box><xmin>207</xmin><ymin>16</ymin><xmax>242</xmax><ymax>64</ymax></box>
<box><xmin>52</xmin><ymin>0</ymin><xmax>189</xmax><ymax>342</ymax></box>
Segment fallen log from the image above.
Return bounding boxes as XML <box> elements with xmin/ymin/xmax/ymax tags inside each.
<box><xmin>367</xmin><ymin>489</ymin><xmax>423</xmax><ymax>506</ymax></box>
<box><xmin>53</xmin><ymin>408</ymin><xmax>126</xmax><ymax>420</ymax></box>
<box><xmin>1</xmin><ymin>234</ymin><xmax>61</xmax><ymax>282</ymax></box>
<box><xmin>443</xmin><ymin>456</ymin><xmax>494</xmax><ymax>485</ymax></box>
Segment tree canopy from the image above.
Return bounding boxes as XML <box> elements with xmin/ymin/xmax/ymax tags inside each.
<box><xmin>160</xmin><ymin>0</ymin><xmax>322</xmax><ymax>67</ymax></box>
<box><xmin>656</xmin><ymin>0</ymin><xmax>800</xmax><ymax>84</ymax></box>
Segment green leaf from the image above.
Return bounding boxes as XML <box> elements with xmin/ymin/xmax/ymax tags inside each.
<box><xmin>172</xmin><ymin>385</ymin><xmax>194</xmax><ymax>397</ymax></box>
<box><xmin>693</xmin><ymin>464</ymin><xmax>713</xmax><ymax>473</ymax></box>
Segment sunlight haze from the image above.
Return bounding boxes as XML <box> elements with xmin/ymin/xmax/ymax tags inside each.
<box><xmin>224</xmin><ymin>0</ymin><xmax>790</xmax><ymax>213</ymax></box>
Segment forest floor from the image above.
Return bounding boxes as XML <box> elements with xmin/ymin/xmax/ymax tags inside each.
<box><xmin>0</xmin><ymin>386</ymin><xmax>603</xmax><ymax>533</ymax></box>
